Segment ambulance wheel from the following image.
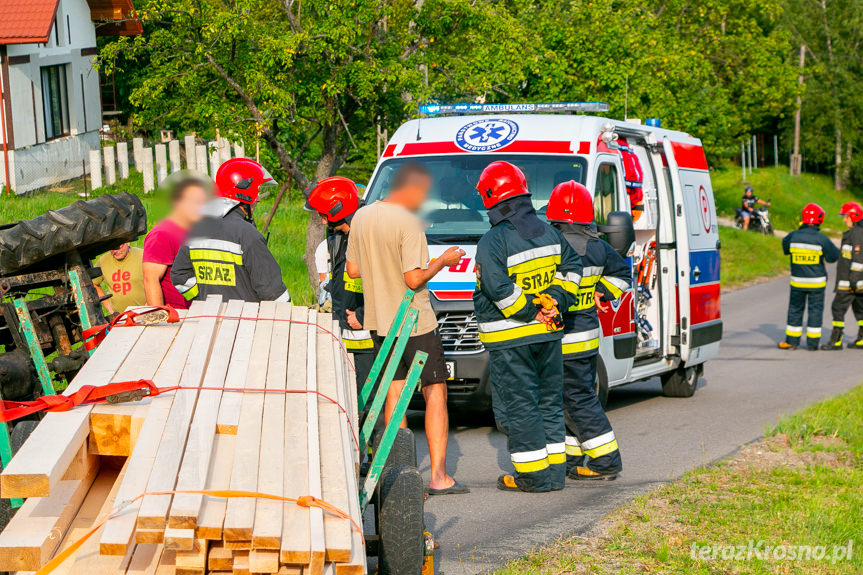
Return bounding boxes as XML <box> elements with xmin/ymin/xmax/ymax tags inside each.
<box><xmin>595</xmin><ymin>358</ymin><xmax>610</xmax><ymax>408</ymax></box>
<box><xmin>377</xmin><ymin>465</ymin><xmax>425</xmax><ymax>575</ymax></box>
<box><xmin>661</xmin><ymin>365</ymin><xmax>699</xmax><ymax>398</ymax></box>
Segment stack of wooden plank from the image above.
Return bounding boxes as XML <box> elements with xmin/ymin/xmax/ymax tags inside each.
<box><xmin>0</xmin><ymin>295</ymin><xmax>365</xmax><ymax>575</ymax></box>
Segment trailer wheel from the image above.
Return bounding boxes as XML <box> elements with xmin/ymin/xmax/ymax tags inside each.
<box><xmin>377</xmin><ymin>465</ymin><xmax>425</xmax><ymax>575</ymax></box>
<box><xmin>371</xmin><ymin>428</ymin><xmax>417</xmax><ymax>470</ymax></box>
<box><xmin>661</xmin><ymin>365</ymin><xmax>700</xmax><ymax>398</ymax></box>
<box><xmin>11</xmin><ymin>420</ymin><xmax>38</xmax><ymax>453</ymax></box>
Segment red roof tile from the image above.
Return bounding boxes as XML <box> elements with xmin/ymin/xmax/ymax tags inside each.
<box><xmin>0</xmin><ymin>0</ymin><xmax>60</xmax><ymax>45</ymax></box>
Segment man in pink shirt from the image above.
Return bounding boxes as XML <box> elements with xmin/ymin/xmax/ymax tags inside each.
<box><xmin>143</xmin><ymin>178</ymin><xmax>208</xmax><ymax>308</ymax></box>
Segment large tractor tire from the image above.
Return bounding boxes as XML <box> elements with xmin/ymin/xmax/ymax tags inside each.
<box><xmin>0</xmin><ymin>193</ymin><xmax>147</xmax><ymax>275</ymax></box>
<box><xmin>377</xmin><ymin>465</ymin><xmax>425</xmax><ymax>575</ymax></box>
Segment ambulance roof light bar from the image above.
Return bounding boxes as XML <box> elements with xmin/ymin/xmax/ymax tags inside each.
<box><xmin>418</xmin><ymin>101</ymin><xmax>610</xmax><ymax>116</ymax></box>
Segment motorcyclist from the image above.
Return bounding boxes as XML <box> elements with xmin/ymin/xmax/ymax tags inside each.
<box><xmin>739</xmin><ymin>186</ymin><xmax>770</xmax><ymax>231</ymax></box>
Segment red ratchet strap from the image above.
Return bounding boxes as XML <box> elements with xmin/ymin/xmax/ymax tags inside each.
<box><xmin>83</xmin><ymin>305</ymin><xmax>180</xmax><ymax>351</ymax></box>
<box><xmin>0</xmin><ymin>379</ymin><xmax>158</xmax><ymax>423</ymax></box>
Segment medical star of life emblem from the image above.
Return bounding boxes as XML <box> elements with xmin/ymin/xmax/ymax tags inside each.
<box><xmin>455</xmin><ymin>118</ymin><xmax>519</xmax><ymax>152</ymax></box>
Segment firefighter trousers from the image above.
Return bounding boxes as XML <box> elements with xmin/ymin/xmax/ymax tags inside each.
<box><xmin>785</xmin><ymin>287</ymin><xmax>824</xmax><ymax>347</ymax></box>
<box><xmin>830</xmin><ymin>291</ymin><xmax>863</xmax><ymax>335</ymax></box>
<box><xmin>563</xmin><ymin>354</ymin><xmax>622</xmax><ymax>474</ymax></box>
<box><xmin>352</xmin><ymin>352</ymin><xmax>374</xmax><ymax>395</ymax></box>
<box><xmin>489</xmin><ymin>342</ymin><xmax>566</xmax><ymax>492</ymax></box>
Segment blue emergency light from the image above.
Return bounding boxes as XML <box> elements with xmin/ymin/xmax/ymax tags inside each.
<box><xmin>419</xmin><ymin>102</ymin><xmax>610</xmax><ymax>115</ymax></box>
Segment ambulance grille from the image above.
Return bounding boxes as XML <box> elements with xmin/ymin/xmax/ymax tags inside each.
<box><xmin>437</xmin><ymin>312</ymin><xmax>483</xmax><ymax>352</ymax></box>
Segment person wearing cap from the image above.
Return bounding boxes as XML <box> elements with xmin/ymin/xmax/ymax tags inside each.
<box><xmin>171</xmin><ymin>158</ymin><xmax>290</xmax><ymax>303</ymax></box>
<box><xmin>305</xmin><ymin>177</ymin><xmax>373</xmax><ymax>390</ymax></box>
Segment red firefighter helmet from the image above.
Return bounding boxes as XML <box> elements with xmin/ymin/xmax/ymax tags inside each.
<box><xmin>305</xmin><ymin>176</ymin><xmax>361</xmax><ymax>223</ymax></box>
<box><xmin>546</xmin><ymin>181</ymin><xmax>594</xmax><ymax>224</ymax></box>
<box><xmin>801</xmin><ymin>203</ymin><xmax>825</xmax><ymax>225</ymax></box>
<box><xmin>215</xmin><ymin>158</ymin><xmax>276</xmax><ymax>204</ymax></box>
<box><xmin>839</xmin><ymin>201</ymin><xmax>863</xmax><ymax>223</ymax></box>
<box><xmin>475</xmin><ymin>161</ymin><xmax>529</xmax><ymax>209</ymax></box>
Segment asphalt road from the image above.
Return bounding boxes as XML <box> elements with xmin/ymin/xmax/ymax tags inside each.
<box><xmin>408</xmin><ymin>272</ymin><xmax>863</xmax><ymax>574</ymax></box>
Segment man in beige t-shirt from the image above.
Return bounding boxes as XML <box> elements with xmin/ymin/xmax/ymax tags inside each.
<box><xmin>346</xmin><ymin>162</ymin><xmax>468</xmax><ymax>495</ymax></box>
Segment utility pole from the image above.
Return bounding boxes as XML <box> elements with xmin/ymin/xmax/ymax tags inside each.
<box><xmin>791</xmin><ymin>44</ymin><xmax>805</xmax><ymax>176</ymax></box>
<box><xmin>741</xmin><ymin>142</ymin><xmax>746</xmax><ymax>181</ymax></box>
<box><xmin>752</xmin><ymin>135</ymin><xmax>757</xmax><ymax>169</ymax></box>
<box><xmin>774</xmin><ymin>135</ymin><xmax>779</xmax><ymax>168</ymax></box>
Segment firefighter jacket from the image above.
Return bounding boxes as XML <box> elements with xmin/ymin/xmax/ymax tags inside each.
<box><xmin>837</xmin><ymin>222</ymin><xmax>863</xmax><ymax>293</ymax></box>
<box><xmin>171</xmin><ymin>207</ymin><xmax>290</xmax><ymax>303</ymax></box>
<box><xmin>327</xmin><ymin>229</ymin><xmax>373</xmax><ymax>352</ymax></box>
<box><xmin>781</xmin><ymin>224</ymin><xmax>840</xmax><ymax>290</ymax></box>
<box><xmin>473</xmin><ymin>198</ymin><xmax>582</xmax><ymax>351</ymax></box>
<box><xmin>558</xmin><ymin>224</ymin><xmax>632</xmax><ymax>358</ymax></box>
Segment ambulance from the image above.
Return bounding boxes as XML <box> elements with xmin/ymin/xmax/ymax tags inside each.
<box><xmin>362</xmin><ymin>102</ymin><xmax>722</xmax><ymax>409</ymax></box>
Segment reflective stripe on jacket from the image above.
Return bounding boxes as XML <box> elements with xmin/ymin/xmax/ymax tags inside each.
<box><xmin>781</xmin><ymin>225</ymin><xmax>840</xmax><ymax>291</ymax></box>
<box><xmin>473</xmin><ymin>220</ymin><xmax>583</xmax><ymax>351</ymax></box>
<box><xmin>327</xmin><ymin>230</ymin><xmax>372</xmax><ymax>353</ymax></box>
<box><xmin>836</xmin><ymin>222</ymin><xmax>863</xmax><ymax>293</ymax></box>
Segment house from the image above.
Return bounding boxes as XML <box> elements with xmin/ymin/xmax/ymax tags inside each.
<box><xmin>0</xmin><ymin>0</ymin><xmax>140</xmax><ymax>193</ymax></box>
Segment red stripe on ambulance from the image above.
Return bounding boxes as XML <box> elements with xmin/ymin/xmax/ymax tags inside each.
<box><xmin>670</xmin><ymin>141</ymin><xmax>709</xmax><ymax>171</ymax></box>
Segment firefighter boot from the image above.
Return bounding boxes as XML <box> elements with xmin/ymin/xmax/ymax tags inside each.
<box><xmin>820</xmin><ymin>327</ymin><xmax>843</xmax><ymax>351</ymax></box>
<box><xmin>569</xmin><ymin>466</ymin><xmax>619</xmax><ymax>481</ymax></box>
<box><xmin>849</xmin><ymin>326</ymin><xmax>863</xmax><ymax>349</ymax></box>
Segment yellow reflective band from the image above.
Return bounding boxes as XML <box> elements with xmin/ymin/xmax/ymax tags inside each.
<box><xmin>570</xmin><ymin>286</ymin><xmax>597</xmax><ymax>311</ymax></box>
<box><xmin>562</xmin><ymin>338</ymin><xmax>599</xmax><ymax>355</ymax></box>
<box><xmin>548</xmin><ymin>452</ymin><xmax>566</xmax><ymax>465</ymax></box>
<box><xmin>344</xmin><ymin>338</ymin><xmax>374</xmax><ymax>350</ymax></box>
<box><xmin>791</xmin><ymin>252</ymin><xmax>820</xmax><ymax>265</ymax></box>
<box><xmin>342</xmin><ymin>271</ymin><xmax>363</xmax><ymax>293</ymax></box>
<box><xmin>565</xmin><ymin>444</ymin><xmax>583</xmax><ymax>456</ymax></box>
<box><xmin>579</xmin><ymin>275</ymin><xmax>601</xmax><ymax>287</ymax></box>
<box><xmin>599</xmin><ymin>277</ymin><xmax>624</xmax><ymax>300</ymax></box>
<box><xmin>512</xmin><ymin>457</ymin><xmax>549</xmax><ymax>473</ymax></box>
<box><xmin>499</xmin><ymin>292</ymin><xmax>528</xmax><ymax>318</ymax></box>
<box><xmin>833</xmin><ymin>321</ymin><xmax>845</xmax><ymax>328</ymax></box>
<box><xmin>583</xmin><ymin>439</ymin><xmax>619</xmax><ymax>459</ymax></box>
<box><xmin>194</xmin><ymin>262</ymin><xmax>237</xmax><ymax>286</ymax></box>
<box><xmin>507</xmin><ymin>254</ymin><xmax>561</xmax><ymax>276</ymax></box>
<box><xmin>189</xmin><ymin>248</ymin><xmax>243</xmax><ymax>265</ymax></box>
<box><xmin>790</xmin><ymin>279</ymin><xmax>826</xmax><ymax>289</ymax></box>
<box><xmin>858</xmin><ymin>320</ymin><xmax>863</xmax><ymax>327</ymax></box>
<box><xmin>182</xmin><ymin>283</ymin><xmax>199</xmax><ymax>301</ymax></box>
<box><xmin>478</xmin><ymin>322</ymin><xmax>553</xmax><ymax>343</ymax></box>
<box><xmin>785</xmin><ymin>329</ymin><xmax>802</xmax><ymax>337</ymax></box>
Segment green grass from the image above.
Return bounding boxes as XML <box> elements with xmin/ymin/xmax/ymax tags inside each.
<box><xmin>712</xmin><ymin>166</ymin><xmax>863</xmax><ymax>235</ymax></box>
<box><xmin>719</xmin><ymin>227</ymin><xmax>786</xmax><ymax>288</ymax></box>
<box><xmin>494</xmin><ymin>385</ymin><xmax>863</xmax><ymax>575</ymax></box>
<box><xmin>1</xmin><ymin>173</ymin><xmax>315</xmax><ymax>305</ymax></box>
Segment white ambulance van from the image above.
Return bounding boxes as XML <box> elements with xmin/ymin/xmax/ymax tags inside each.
<box><xmin>362</xmin><ymin>103</ymin><xmax>722</xmax><ymax>409</ymax></box>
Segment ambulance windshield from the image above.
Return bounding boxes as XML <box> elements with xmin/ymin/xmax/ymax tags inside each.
<box><xmin>364</xmin><ymin>155</ymin><xmax>587</xmax><ymax>242</ymax></box>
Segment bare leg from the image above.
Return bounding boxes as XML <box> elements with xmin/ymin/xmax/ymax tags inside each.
<box><xmin>743</xmin><ymin>215</ymin><xmax>750</xmax><ymax>230</ymax></box>
<box><xmin>384</xmin><ymin>379</ymin><xmax>408</xmax><ymax>428</ymax></box>
<box><xmin>423</xmin><ymin>383</ymin><xmax>455</xmax><ymax>490</ymax></box>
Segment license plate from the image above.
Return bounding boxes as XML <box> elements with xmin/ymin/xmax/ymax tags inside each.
<box><xmin>445</xmin><ymin>361</ymin><xmax>456</xmax><ymax>380</ymax></box>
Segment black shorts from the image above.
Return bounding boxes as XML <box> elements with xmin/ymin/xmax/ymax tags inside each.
<box><xmin>372</xmin><ymin>329</ymin><xmax>448</xmax><ymax>387</ymax></box>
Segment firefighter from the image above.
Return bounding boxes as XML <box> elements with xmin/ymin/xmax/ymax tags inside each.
<box><xmin>473</xmin><ymin>161</ymin><xmax>582</xmax><ymax>493</ymax></box>
<box><xmin>778</xmin><ymin>203</ymin><xmax>839</xmax><ymax>350</ymax></box>
<box><xmin>546</xmin><ymin>181</ymin><xmax>631</xmax><ymax>481</ymax></box>
<box><xmin>171</xmin><ymin>158</ymin><xmax>290</xmax><ymax>303</ymax></box>
<box><xmin>304</xmin><ymin>176</ymin><xmax>374</xmax><ymax>389</ymax></box>
<box><xmin>822</xmin><ymin>202</ymin><xmax>863</xmax><ymax>350</ymax></box>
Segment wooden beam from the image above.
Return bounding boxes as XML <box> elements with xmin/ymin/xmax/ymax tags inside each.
<box><xmin>126</xmin><ymin>544</ymin><xmax>164</xmax><ymax>575</ymax></box>
<box><xmin>215</xmin><ymin>301</ymin><xmax>260</xmax><ymax>435</ymax></box>
<box><xmin>99</xmin><ymin>302</ymin><xmax>207</xmax><ymax>556</ymax></box>
<box><xmin>252</xmin><ymin>301</ymin><xmax>292</xmax><ymax>550</ymax></box>
<box><xmin>316</xmin><ymin>314</ymin><xmax>351</xmax><ymax>562</ymax></box>
<box><xmin>164</xmin><ymin>528</ymin><xmax>196</xmax><ymax>551</ymax></box>
<box><xmin>223</xmin><ymin>301</ymin><xmax>277</xmax><ymax>541</ymax></box>
<box><xmin>137</xmin><ymin>295</ymin><xmax>223</xmax><ymax>529</ymax></box>
<box><xmin>305</xmin><ymin>310</ymin><xmax>326</xmax><ymax>575</ymax></box>
<box><xmin>248</xmin><ymin>549</ymin><xmax>279</xmax><ymax>574</ymax></box>
<box><xmin>207</xmin><ymin>544</ymin><xmax>234</xmax><ymax>571</ymax></box>
<box><xmin>1</xmin><ymin>325</ymin><xmax>145</xmax><ymax>498</ymax></box>
<box><xmin>170</xmin><ymin>299</ymin><xmax>246</xmax><ymax>528</ymax></box>
<box><xmin>196</xmin><ymin>433</ymin><xmax>236</xmax><ymax>540</ymax></box>
<box><xmin>280</xmin><ymin>306</ymin><xmax>310</xmax><ymax>565</ymax></box>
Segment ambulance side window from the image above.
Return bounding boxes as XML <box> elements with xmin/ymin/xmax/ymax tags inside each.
<box><xmin>594</xmin><ymin>163</ymin><xmax>619</xmax><ymax>225</ymax></box>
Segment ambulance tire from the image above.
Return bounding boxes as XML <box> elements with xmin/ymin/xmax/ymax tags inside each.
<box><xmin>661</xmin><ymin>365</ymin><xmax>699</xmax><ymax>398</ymax></box>
<box><xmin>595</xmin><ymin>357</ymin><xmax>610</xmax><ymax>409</ymax></box>
<box><xmin>377</xmin><ymin>465</ymin><xmax>425</xmax><ymax>575</ymax></box>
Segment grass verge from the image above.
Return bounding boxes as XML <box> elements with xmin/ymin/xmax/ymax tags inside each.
<box><xmin>495</xmin><ymin>385</ymin><xmax>863</xmax><ymax>575</ymax></box>
<box><xmin>0</xmin><ymin>173</ymin><xmax>315</xmax><ymax>305</ymax></box>
<box><xmin>718</xmin><ymin>226</ymin><xmax>786</xmax><ymax>289</ymax></box>
<box><xmin>712</xmin><ymin>166</ymin><xmax>862</xmax><ymax>235</ymax></box>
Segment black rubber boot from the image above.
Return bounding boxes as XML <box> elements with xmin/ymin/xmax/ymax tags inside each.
<box><xmin>848</xmin><ymin>327</ymin><xmax>863</xmax><ymax>349</ymax></box>
<box><xmin>820</xmin><ymin>327</ymin><xmax>843</xmax><ymax>350</ymax></box>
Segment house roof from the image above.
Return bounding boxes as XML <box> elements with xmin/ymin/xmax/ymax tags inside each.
<box><xmin>0</xmin><ymin>0</ymin><xmax>141</xmax><ymax>45</ymax></box>
<box><xmin>0</xmin><ymin>0</ymin><xmax>61</xmax><ymax>45</ymax></box>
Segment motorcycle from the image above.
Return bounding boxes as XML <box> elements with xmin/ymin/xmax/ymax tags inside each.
<box><xmin>735</xmin><ymin>201</ymin><xmax>774</xmax><ymax>235</ymax></box>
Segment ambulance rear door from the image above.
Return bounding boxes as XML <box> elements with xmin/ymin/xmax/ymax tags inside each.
<box><xmin>662</xmin><ymin>137</ymin><xmax>722</xmax><ymax>364</ymax></box>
